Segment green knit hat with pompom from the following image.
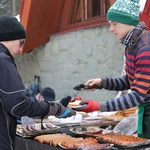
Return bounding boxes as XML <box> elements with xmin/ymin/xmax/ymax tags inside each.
<box><xmin>107</xmin><ymin>0</ymin><xmax>140</xmax><ymax>26</ymax></box>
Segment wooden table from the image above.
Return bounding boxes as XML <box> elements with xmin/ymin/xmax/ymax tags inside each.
<box><xmin>34</xmin><ymin>118</ymin><xmax>119</xmax><ymax>128</ymax></box>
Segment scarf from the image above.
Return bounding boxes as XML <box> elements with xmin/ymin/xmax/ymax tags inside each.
<box><xmin>121</xmin><ymin>22</ymin><xmax>146</xmax><ymax>49</ymax></box>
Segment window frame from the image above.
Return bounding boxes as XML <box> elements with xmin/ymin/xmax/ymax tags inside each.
<box><xmin>59</xmin><ymin>0</ymin><xmax>115</xmax><ymax>33</ymax></box>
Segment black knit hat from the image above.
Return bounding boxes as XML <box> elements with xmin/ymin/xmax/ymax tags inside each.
<box><xmin>0</xmin><ymin>15</ymin><xmax>26</xmax><ymax>41</ymax></box>
<box><xmin>40</xmin><ymin>87</ymin><xmax>55</xmax><ymax>102</ymax></box>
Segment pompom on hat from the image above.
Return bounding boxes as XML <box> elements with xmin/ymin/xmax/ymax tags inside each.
<box><xmin>0</xmin><ymin>15</ymin><xmax>26</xmax><ymax>41</ymax></box>
<box><xmin>107</xmin><ymin>0</ymin><xmax>140</xmax><ymax>26</ymax></box>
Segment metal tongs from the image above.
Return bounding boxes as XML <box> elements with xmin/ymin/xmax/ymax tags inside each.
<box><xmin>41</xmin><ymin>116</ymin><xmax>45</xmax><ymax>130</ymax></box>
<box><xmin>73</xmin><ymin>84</ymin><xmax>101</xmax><ymax>91</ymax></box>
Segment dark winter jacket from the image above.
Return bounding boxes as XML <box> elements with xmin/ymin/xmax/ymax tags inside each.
<box><xmin>0</xmin><ymin>43</ymin><xmax>49</xmax><ymax>150</ymax></box>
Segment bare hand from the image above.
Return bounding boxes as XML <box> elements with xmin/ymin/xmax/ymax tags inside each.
<box><xmin>85</xmin><ymin>78</ymin><xmax>102</xmax><ymax>91</ymax></box>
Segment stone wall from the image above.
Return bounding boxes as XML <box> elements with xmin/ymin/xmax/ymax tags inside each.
<box><xmin>16</xmin><ymin>25</ymin><xmax>125</xmax><ymax>102</ymax></box>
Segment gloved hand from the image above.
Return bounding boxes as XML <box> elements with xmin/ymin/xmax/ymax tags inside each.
<box><xmin>47</xmin><ymin>101</ymin><xmax>76</xmax><ymax>118</ymax></box>
<box><xmin>72</xmin><ymin>100</ymin><xmax>100</xmax><ymax>113</ymax></box>
<box><xmin>60</xmin><ymin>96</ymin><xmax>72</xmax><ymax>107</ymax></box>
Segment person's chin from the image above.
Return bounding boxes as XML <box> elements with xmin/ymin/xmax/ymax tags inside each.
<box><xmin>115</xmin><ymin>36</ymin><xmax>120</xmax><ymax>40</ymax></box>
<box><xmin>116</xmin><ymin>36</ymin><xmax>122</xmax><ymax>40</ymax></box>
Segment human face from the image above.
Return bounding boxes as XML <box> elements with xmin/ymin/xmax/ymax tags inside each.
<box><xmin>37</xmin><ymin>94</ymin><xmax>44</xmax><ymax>101</ymax></box>
<box><xmin>19</xmin><ymin>39</ymin><xmax>25</xmax><ymax>47</ymax></box>
<box><xmin>109</xmin><ymin>21</ymin><xmax>135</xmax><ymax>40</ymax></box>
<box><xmin>7</xmin><ymin>39</ymin><xmax>25</xmax><ymax>57</ymax></box>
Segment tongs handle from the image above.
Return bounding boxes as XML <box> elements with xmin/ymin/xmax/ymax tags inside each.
<box><xmin>73</xmin><ymin>84</ymin><xmax>101</xmax><ymax>91</ymax></box>
<box><xmin>41</xmin><ymin>116</ymin><xmax>45</xmax><ymax>130</ymax></box>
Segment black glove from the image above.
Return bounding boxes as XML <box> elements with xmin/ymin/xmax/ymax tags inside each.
<box><xmin>47</xmin><ymin>101</ymin><xmax>76</xmax><ymax>118</ymax></box>
<box><xmin>60</xmin><ymin>96</ymin><xmax>72</xmax><ymax>107</ymax></box>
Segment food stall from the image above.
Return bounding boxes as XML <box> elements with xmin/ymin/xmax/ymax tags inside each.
<box><xmin>15</xmin><ymin>106</ymin><xmax>150</xmax><ymax>150</ymax></box>
<box><xmin>15</xmin><ymin>118</ymin><xmax>118</xmax><ymax>150</ymax></box>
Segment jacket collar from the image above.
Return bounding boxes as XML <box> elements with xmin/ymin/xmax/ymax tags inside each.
<box><xmin>0</xmin><ymin>43</ymin><xmax>14</xmax><ymax>61</ymax></box>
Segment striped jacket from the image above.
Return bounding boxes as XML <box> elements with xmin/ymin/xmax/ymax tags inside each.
<box><xmin>100</xmin><ymin>30</ymin><xmax>150</xmax><ymax>112</ymax></box>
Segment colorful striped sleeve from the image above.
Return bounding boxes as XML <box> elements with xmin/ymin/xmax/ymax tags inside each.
<box><xmin>100</xmin><ymin>32</ymin><xmax>150</xmax><ymax>112</ymax></box>
<box><xmin>131</xmin><ymin>47</ymin><xmax>150</xmax><ymax>95</ymax></box>
<box><xmin>102</xmin><ymin>76</ymin><xmax>130</xmax><ymax>91</ymax></box>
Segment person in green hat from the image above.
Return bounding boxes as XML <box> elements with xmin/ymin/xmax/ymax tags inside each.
<box><xmin>74</xmin><ymin>0</ymin><xmax>150</xmax><ymax>139</ymax></box>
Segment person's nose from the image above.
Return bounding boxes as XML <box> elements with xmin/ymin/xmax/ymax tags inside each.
<box><xmin>18</xmin><ymin>47</ymin><xmax>23</xmax><ymax>54</ymax></box>
<box><xmin>109</xmin><ymin>25</ymin><xmax>114</xmax><ymax>32</ymax></box>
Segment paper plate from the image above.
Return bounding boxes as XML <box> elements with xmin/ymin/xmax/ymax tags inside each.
<box><xmin>51</xmin><ymin>114</ymin><xmax>83</xmax><ymax>124</ymax></box>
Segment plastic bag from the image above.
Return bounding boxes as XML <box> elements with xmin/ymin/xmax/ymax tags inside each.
<box><xmin>113</xmin><ymin>113</ymin><xmax>137</xmax><ymax>135</ymax></box>
<box><xmin>21</xmin><ymin>116</ymin><xmax>35</xmax><ymax>126</ymax></box>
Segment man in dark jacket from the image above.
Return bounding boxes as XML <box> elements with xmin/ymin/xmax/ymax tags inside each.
<box><xmin>0</xmin><ymin>15</ymin><xmax>76</xmax><ymax>150</ymax></box>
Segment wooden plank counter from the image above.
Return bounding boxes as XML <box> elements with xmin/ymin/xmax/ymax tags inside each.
<box><xmin>34</xmin><ymin>118</ymin><xmax>119</xmax><ymax>128</ymax></box>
